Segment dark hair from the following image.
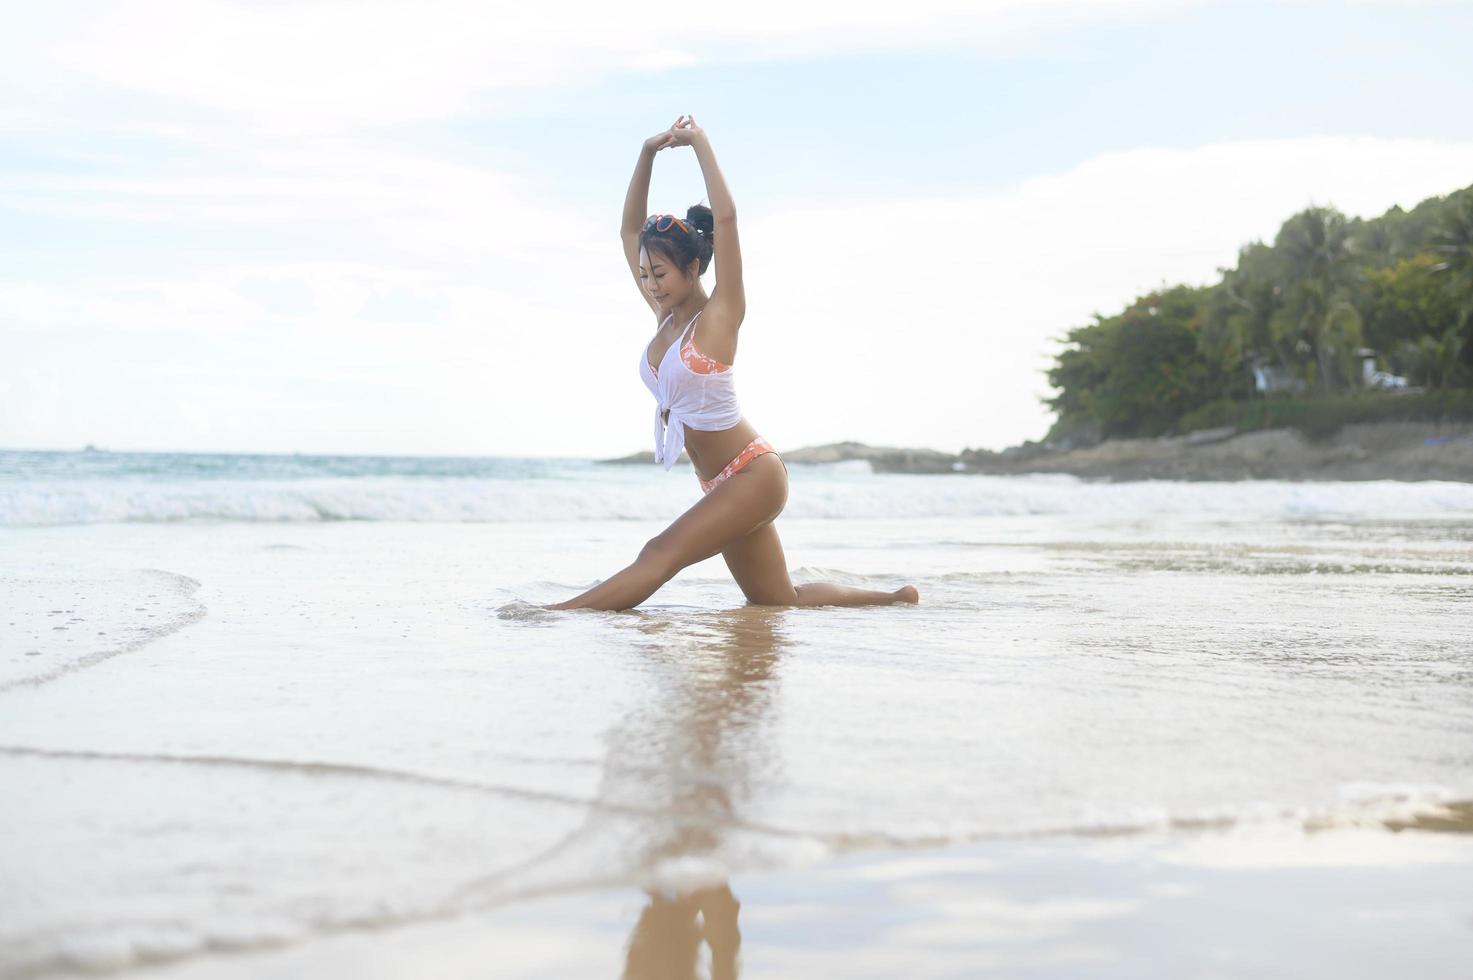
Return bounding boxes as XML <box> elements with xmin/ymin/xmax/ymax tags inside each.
<box><xmin>639</xmin><ymin>203</ymin><xmax>714</xmax><ymax>277</ymax></box>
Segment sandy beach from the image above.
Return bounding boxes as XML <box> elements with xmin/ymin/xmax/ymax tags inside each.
<box><xmin>3</xmin><ymin>451</ymin><xmax>1472</xmax><ymax>978</ymax></box>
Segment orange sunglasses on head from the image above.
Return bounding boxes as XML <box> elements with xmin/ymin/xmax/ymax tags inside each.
<box><xmin>645</xmin><ymin>213</ymin><xmax>692</xmax><ymax>235</ymax></box>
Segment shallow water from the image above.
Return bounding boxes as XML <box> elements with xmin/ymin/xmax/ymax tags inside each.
<box><xmin>2</xmin><ymin>452</ymin><xmax>1471</xmax><ymax>976</ymax></box>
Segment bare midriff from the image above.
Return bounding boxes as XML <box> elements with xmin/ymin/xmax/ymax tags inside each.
<box><xmin>684</xmin><ymin>418</ymin><xmax>763</xmax><ymax>482</ymax></box>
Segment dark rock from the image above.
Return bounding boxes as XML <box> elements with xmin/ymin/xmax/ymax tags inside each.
<box><xmin>1184</xmin><ymin>426</ymin><xmax>1237</xmax><ymax>446</ymax></box>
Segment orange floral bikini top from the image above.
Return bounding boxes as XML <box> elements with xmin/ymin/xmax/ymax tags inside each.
<box><xmin>647</xmin><ymin>309</ymin><xmax>731</xmax><ymax>377</ymax></box>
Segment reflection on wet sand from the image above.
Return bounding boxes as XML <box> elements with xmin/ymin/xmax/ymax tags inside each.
<box><xmin>624</xmin><ymin>883</ymin><xmax>741</xmax><ymax>980</ymax></box>
<box><xmin>613</xmin><ymin>607</ymin><xmax>788</xmax><ymax>979</ymax></box>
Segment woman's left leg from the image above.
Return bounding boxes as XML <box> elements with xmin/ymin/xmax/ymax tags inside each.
<box><xmin>722</xmin><ymin>521</ymin><xmax>918</xmax><ymax>607</ymax></box>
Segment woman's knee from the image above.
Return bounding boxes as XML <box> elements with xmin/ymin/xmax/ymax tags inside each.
<box><xmin>741</xmin><ymin>580</ymin><xmax>799</xmax><ymax>607</ymax></box>
<box><xmin>636</xmin><ymin>536</ymin><xmax>683</xmax><ymax>579</ymax></box>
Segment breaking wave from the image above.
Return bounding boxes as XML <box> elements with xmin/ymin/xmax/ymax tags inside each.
<box><xmin>4</xmin><ymin>450</ymin><xmax>1473</xmax><ymax>526</ymax></box>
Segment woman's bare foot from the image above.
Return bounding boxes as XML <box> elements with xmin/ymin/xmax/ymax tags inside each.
<box><xmin>894</xmin><ymin>585</ymin><xmax>919</xmax><ymax>604</ymax></box>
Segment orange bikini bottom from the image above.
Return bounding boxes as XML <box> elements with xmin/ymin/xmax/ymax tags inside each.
<box><xmin>698</xmin><ymin>436</ymin><xmax>783</xmax><ymax>495</ymax></box>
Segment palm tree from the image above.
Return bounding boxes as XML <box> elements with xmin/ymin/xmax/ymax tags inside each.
<box><xmin>1203</xmin><ymin>243</ymin><xmax>1292</xmax><ymax>377</ymax></box>
<box><xmin>1274</xmin><ymin>208</ymin><xmax>1364</xmax><ymax>389</ymax></box>
<box><xmin>1430</xmin><ymin>193</ymin><xmax>1473</xmax><ymax>364</ymax></box>
<box><xmin>1398</xmin><ymin>327</ymin><xmax>1466</xmax><ymax>389</ymax></box>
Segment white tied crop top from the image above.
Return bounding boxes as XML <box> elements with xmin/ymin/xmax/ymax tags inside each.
<box><xmin>638</xmin><ymin>308</ymin><xmax>743</xmax><ymax>469</ymax></box>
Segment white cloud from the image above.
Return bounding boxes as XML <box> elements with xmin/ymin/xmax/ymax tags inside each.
<box><xmin>5</xmin><ymin>136</ymin><xmax>1471</xmax><ymax>456</ymax></box>
<box><xmin>3</xmin><ymin>0</ymin><xmax>1204</xmax><ymax>134</ymax></box>
<box><xmin>0</xmin><ymin>136</ymin><xmax>594</xmax><ymax>258</ymax></box>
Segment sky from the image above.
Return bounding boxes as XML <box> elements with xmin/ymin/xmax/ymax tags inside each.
<box><xmin>2</xmin><ymin>0</ymin><xmax>1471</xmax><ymax>457</ymax></box>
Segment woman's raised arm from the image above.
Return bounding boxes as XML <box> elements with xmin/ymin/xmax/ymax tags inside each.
<box><xmin>622</xmin><ymin>120</ymin><xmax>680</xmax><ymax>314</ymax></box>
<box><xmin>672</xmin><ymin>117</ymin><xmax>744</xmax><ymax>327</ymax></box>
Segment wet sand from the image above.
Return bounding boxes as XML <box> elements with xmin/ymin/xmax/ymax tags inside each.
<box><xmin>138</xmin><ymin>825</ymin><xmax>1473</xmax><ymax>979</ymax></box>
<box><xmin>3</xmin><ymin>487</ymin><xmax>1472</xmax><ymax>978</ymax></box>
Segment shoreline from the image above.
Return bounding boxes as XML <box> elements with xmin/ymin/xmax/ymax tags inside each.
<box><xmin>599</xmin><ymin>422</ymin><xmax>1473</xmax><ymax>481</ymax></box>
<box><xmin>138</xmin><ymin>823</ymin><xmax>1473</xmax><ymax>980</ymax></box>
<box><xmin>5</xmin><ymin>506</ymin><xmax>1471</xmax><ymax>978</ymax></box>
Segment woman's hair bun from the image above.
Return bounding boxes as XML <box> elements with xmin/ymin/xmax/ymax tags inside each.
<box><xmin>686</xmin><ymin>203</ymin><xmax>714</xmax><ymax>267</ymax></box>
<box><xmin>686</xmin><ymin>204</ymin><xmax>714</xmax><ymax>240</ymax></box>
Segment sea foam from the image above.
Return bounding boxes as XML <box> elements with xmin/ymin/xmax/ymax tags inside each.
<box><xmin>0</xmin><ymin>567</ymin><xmax>205</xmax><ymax>691</ymax></box>
<box><xmin>4</xmin><ymin>471</ymin><xmax>1473</xmax><ymax>526</ymax></box>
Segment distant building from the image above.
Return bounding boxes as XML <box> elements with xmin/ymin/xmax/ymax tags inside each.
<box><xmin>1358</xmin><ymin>347</ymin><xmax>1408</xmax><ymax>390</ymax></box>
<box><xmin>1249</xmin><ymin>350</ymin><xmax>1409</xmax><ymax>393</ymax></box>
<box><xmin>1249</xmin><ymin>355</ymin><xmax>1305</xmax><ymax>395</ymax></box>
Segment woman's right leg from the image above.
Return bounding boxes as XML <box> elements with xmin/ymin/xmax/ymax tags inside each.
<box><xmin>796</xmin><ymin>580</ymin><xmax>919</xmax><ymax>607</ymax></box>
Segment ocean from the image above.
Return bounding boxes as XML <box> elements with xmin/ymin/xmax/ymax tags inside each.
<box><xmin>2</xmin><ymin>449</ymin><xmax>1472</xmax><ymax>978</ymax></box>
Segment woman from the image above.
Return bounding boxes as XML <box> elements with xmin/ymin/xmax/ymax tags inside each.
<box><xmin>548</xmin><ymin>116</ymin><xmax>918</xmax><ymax>611</ymax></box>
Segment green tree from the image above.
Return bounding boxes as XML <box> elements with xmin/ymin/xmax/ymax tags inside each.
<box><xmin>1360</xmin><ymin>254</ymin><xmax>1460</xmax><ymax>369</ymax></box>
<box><xmin>1429</xmin><ymin>192</ymin><xmax>1473</xmax><ymax>367</ymax></box>
<box><xmin>1397</xmin><ymin>328</ymin><xmax>1468</xmax><ymax>389</ymax></box>
<box><xmin>1201</xmin><ymin>241</ymin><xmax>1293</xmax><ymax>376</ymax></box>
<box><xmin>1271</xmin><ymin>207</ymin><xmax>1364</xmax><ymax>389</ymax></box>
<box><xmin>1047</xmin><ymin>286</ymin><xmax>1242</xmax><ymax>440</ymax></box>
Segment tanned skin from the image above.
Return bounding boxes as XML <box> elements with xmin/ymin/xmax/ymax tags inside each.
<box><xmin>547</xmin><ymin>116</ymin><xmax>918</xmax><ymax>611</ymax></box>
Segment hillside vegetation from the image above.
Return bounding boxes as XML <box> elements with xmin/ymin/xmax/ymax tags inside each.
<box><xmin>1045</xmin><ymin>184</ymin><xmax>1473</xmax><ymax>443</ymax></box>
